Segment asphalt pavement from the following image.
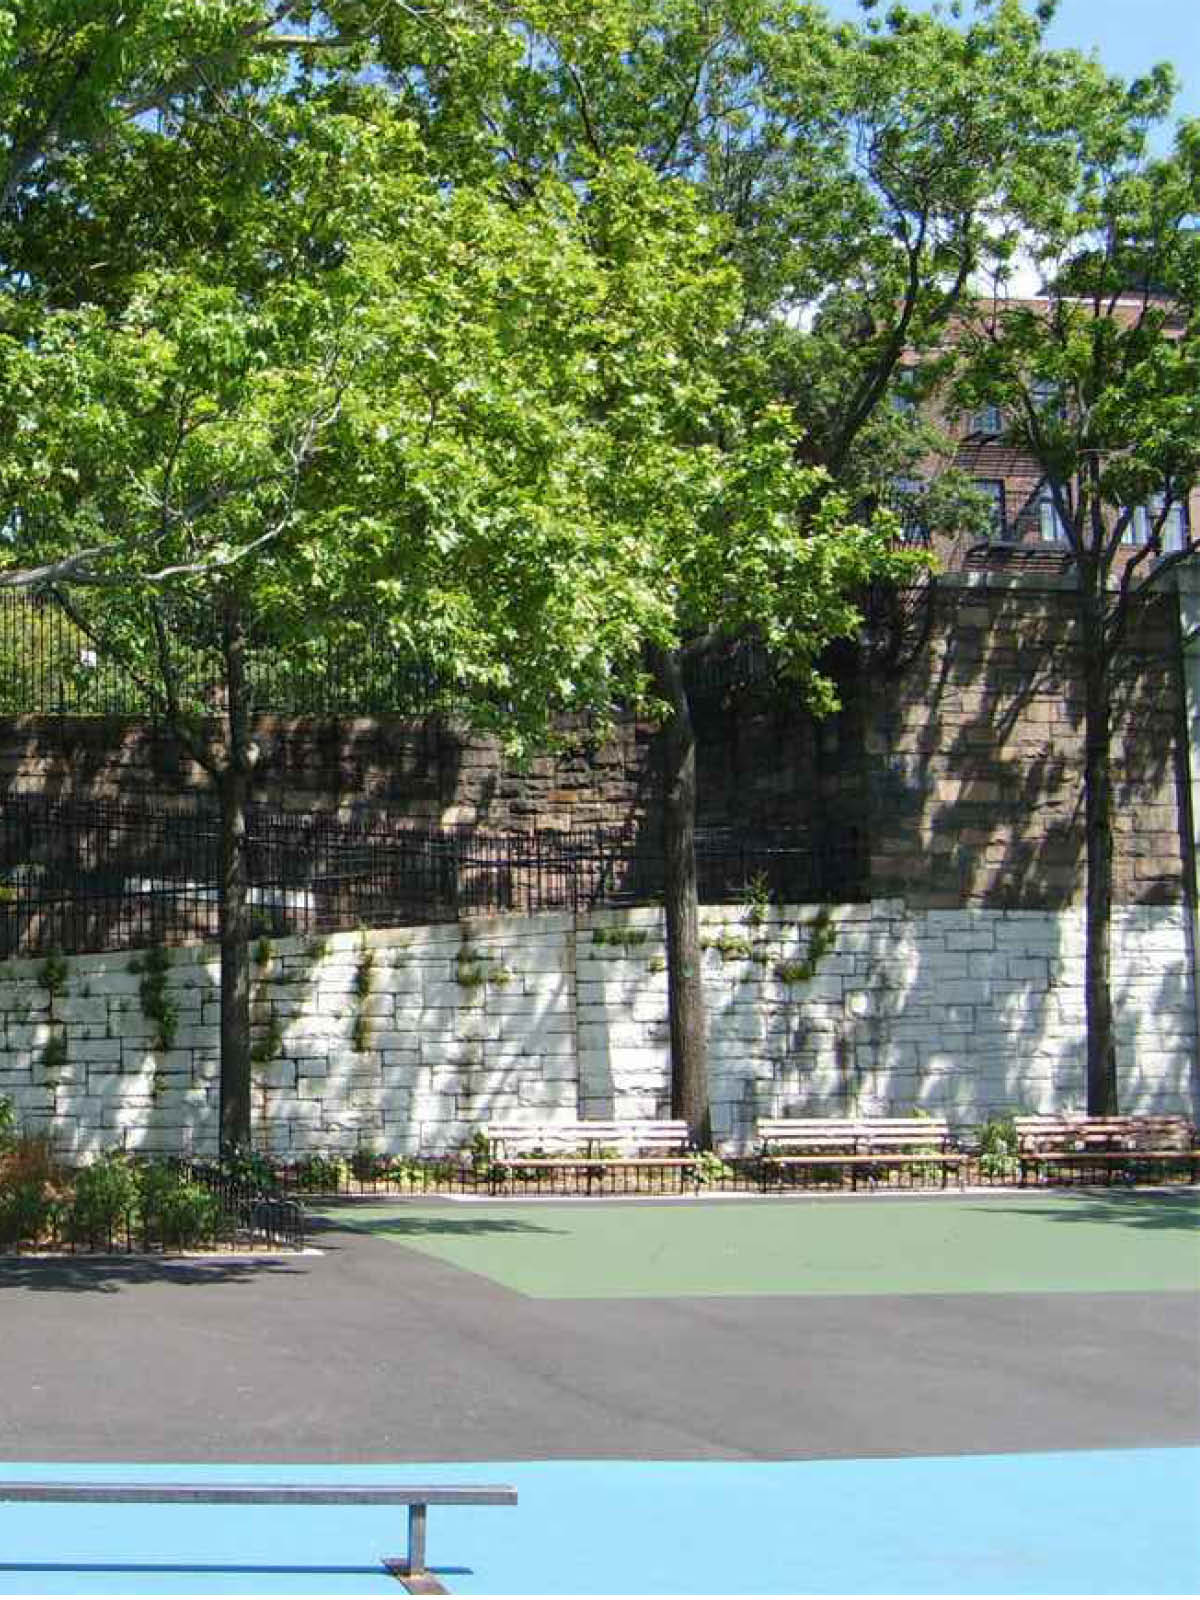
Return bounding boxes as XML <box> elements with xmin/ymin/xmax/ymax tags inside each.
<box><xmin>1</xmin><ymin>1200</ymin><xmax>1196</xmax><ymax>1465</ymax></box>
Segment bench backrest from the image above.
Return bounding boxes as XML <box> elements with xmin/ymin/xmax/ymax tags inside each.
<box><xmin>757</xmin><ymin>1117</ymin><xmax>952</xmax><ymax>1148</ymax></box>
<box><xmin>1014</xmin><ymin>1115</ymin><xmax>1194</xmax><ymax>1151</ymax></box>
<box><xmin>487</xmin><ymin>1120</ymin><xmax>691</xmax><ymax>1154</ymax></box>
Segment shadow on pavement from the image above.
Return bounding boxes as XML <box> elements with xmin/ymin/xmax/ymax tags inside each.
<box><xmin>974</xmin><ymin>1191</ymin><xmax>1200</xmax><ymax>1232</ymax></box>
<box><xmin>0</xmin><ymin>1255</ymin><xmax>308</xmax><ymax>1294</ymax></box>
<box><xmin>315</xmin><ymin>1214</ymin><xmax>568</xmax><ymax>1239</ymax></box>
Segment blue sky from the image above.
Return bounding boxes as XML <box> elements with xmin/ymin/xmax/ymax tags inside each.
<box><xmin>829</xmin><ymin>0</ymin><xmax>1199</xmax><ymax>134</ymax></box>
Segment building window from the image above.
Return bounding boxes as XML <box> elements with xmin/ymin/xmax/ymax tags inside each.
<box><xmin>1037</xmin><ymin>485</ymin><xmax>1069</xmax><ymax>542</ymax></box>
<box><xmin>971</xmin><ymin>403</ymin><xmax>1003</xmax><ymax>437</ymax></box>
<box><xmin>890</xmin><ymin>477</ymin><xmax>930</xmax><ymax>546</ymax></box>
<box><xmin>1031</xmin><ymin>379</ymin><xmax>1061</xmax><ymax>415</ymax></box>
<box><xmin>1123</xmin><ymin>495</ymin><xmax>1190</xmax><ymax>553</ymax></box>
<box><xmin>975</xmin><ymin>479</ymin><xmax>1006</xmax><ymax>539</ymax></box>
<box><xmin>891</xmin><ymin>381</ymin><xmax>918</xmax><ymax>418</ymax></box>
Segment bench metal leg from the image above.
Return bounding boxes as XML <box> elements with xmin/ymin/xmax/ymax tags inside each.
<box><xmin>409</xmin><ymin>1503</ymin><xmax>427</xmax><ymax>1573</ymax></box>
<box><xmin>383</xmin><ymin>1502</ymin><xmax>450</xmax><ymax>1594</ymax></box>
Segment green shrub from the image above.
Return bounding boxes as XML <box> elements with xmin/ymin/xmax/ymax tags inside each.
<box><xmin>977</xmin><ymin>1116</ymin><xmax>1020</xmax><ymax>1180</ymax></box>
<box><xmin>152</xmin><ymin>1179</ymin><xmax>221</xmax><ymax>1249</ymax></box>
<box><xmin>0</xmin><ymin>1129</ymin><xmax>61</xmax><ymax>1246</ymax></box>
<box><xmin>65</xmin><ymin>1154</ymin><xmax>137</xmax><ymax>1246</ymax></box>
<box><xmin>0</xmin><ymin>1178</ymin><xmax>56</xmax><ymax>1246</ymax></box>
<box><xmin>217</xmin><ymin>1148</ymin><xmax>276</xmax><ymax>1190</ymax></box>
<box><xmin>349</xmin><ymin>1148</ymin><xmax>389</xmax><ymax>1183</ymax></box>
<box><xmin>687</xmin><ymin>1151</ymin><xmax>734</xmax><ymax>1187</ymax></box>
<box><xmin>294</xmin><ymin>1153</ymin><xmax>347</xmax><ymax>1192</ymax></box>
<box><xmin>136</xmin><ymin>1162</ymin><xmax>223</xmax><ymax>1249</ymax></box>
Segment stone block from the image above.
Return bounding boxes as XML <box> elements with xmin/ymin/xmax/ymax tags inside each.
<box><xmin>517</xmin><ymin>1080</ymin><xmax>577</xmax><ymax>1108</ymax></box>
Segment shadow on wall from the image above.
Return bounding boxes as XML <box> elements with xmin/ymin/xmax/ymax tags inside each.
<box><xmin>841</xmin><ymin>583</ymin><xmax>1192</xmax><ymax>1119</ymax></box>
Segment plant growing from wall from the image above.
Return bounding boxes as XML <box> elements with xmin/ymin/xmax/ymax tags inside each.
<box><xmin>712</xmin><ymin>929</ymin><xmax>756</xmax><ymax>962</ymax></box>
<box><xmin>742</xmin><ymin>871</ymin><xmax>772</xmax><ymax>928</ymax></box>
<box><xmin>775</xmin><ymin>907</ymin><xmax>837</xmax><ymax>985</ymax></box>
<box><xmin>350</xmin><ymin>944</ymin><xmax>376</xmax><ymax>1053</ymax></box>
<box><xmin>249</xmin><ymin>934</ymin><xmax>284</xmax><ymax>1067</ymax></box>
<box><xmin>592</xmin><ymin>927</ymin><xmax>649</xmax><ymax>951</ymax></box>
<box><xmin>37</xmin><ymin>949</ymin><xmax>68</xmax><ymax>1007</ymax></box>
<box><xmin>135</xmin><ymin>946</ymin><xmax>178</xmax><ymax>1052</ymax></box>
<box><xmin>40</xmin><ymin>1027</ymin><xmax>68</xmax><ymax>1082</ymax></box>
<box><xmin>251</xmin><ymin>1015</ymin><xmax>284</xmax><ymax>1068</ymax></box>
<box><xmin>455</xmin><ymin>946</ymin><xmax>487</xmax><ymax>988</ymax></box>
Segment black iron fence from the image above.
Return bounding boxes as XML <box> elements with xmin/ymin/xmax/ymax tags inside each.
<box><xmin>0</xmin><ymin>595</ymin><xmax>790</xmax><ymax>719</ymax></box>
<box><xmin>0</xmin><ymin>594</ymin><xmax>453</xmax><ymax>718</ymax></box>
<box><xmin>0</xmin><ymin>796</ymin><xmax>867</xmax><ymax>957</ymax></box>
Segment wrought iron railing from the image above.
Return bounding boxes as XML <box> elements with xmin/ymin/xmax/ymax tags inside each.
<box><xmin>0</xmin><ymin>796</ymin><xmax>868</xmax><ymax>956</ymax></box>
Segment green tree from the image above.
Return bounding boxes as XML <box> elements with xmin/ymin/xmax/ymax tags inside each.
<box><xmin>424</xmin><ymin>0</ymin><xmax>1136</xmax><ymax>1140</ymax></box>
<box><xmin>952</xmin><ymin>120</ymin><xmax>1200</xmax><ymax>1115</ymax></box>
<box><xmin>0</xmin><ymin>77</ymin><xmax>776</xmax><ymax>1150</ymax></box>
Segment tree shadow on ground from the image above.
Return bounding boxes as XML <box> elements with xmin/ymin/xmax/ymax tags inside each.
<box><xmin>972</xmin><ymin>1190</ymin><xmax>1200</xmax><ymax>1232</ymax></box>
<box><xmin>314</xmin><ymin>1213</ymin><xmax>567</xmax><ymax>1239</ymax></box>
<box><xmin>0</xmin><ymin>1253</ymin><xmax>308</xmax><ymax>1294</ymax></box>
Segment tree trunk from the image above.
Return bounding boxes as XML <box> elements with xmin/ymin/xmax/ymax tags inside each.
<box><xmin>218</xmin><ymin>597</ymin><xmax>254</xmax><ymax>1153</ymax></box>
<box><xmin>1081</xmin><ymin>592</ymin><xmax>1119</xmax><ymax>1115</ymax></box>
<box><xmin>650</xmin><ymin>646</ymin><xmax>710</xmax><ymax>1148</ymax></box>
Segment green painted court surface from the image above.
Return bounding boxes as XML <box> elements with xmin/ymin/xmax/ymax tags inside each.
<box><xmin>317</xmin><ymin>1190</ymin><xmax>1200</xmax><ymax>1298</ymax></box>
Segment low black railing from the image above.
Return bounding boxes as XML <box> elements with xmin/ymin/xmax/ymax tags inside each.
<box><xmin>0</xmin><ymin>796</ymin><xmax>867</xmax><ymax>956</ymax></box>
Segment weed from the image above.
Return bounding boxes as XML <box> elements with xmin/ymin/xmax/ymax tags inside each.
<box><xmin>742</xmin><ymin>870</ymin><xmax>772</xmax><ymax>926</ymax></box>
<box><xmin>251</xmin><ymin>1015</ymin><xmax>285</xmax><ymax>1066</ymax></box>
<box><xmin>353</xmin><ymin>948</ymin><xmax>376</xmax><ymax>1000</ymax></box>
<box><xmin>592</xmin><ymin>927</ymin><xmax>649</xmax><ymax>949</ymax></box>
<box><xmin>38</xmin><ymin>949</ymin><xmax>68</xmax><ymax>1003</ymax></box>
<box><xmin>138</xmin><ymin>946</ymin><xmax>178</xmax><ymax>1052</ymax></box>
<box><xmin>713</xmin><ymin>929</ymin><xmax>754</xmax><ymax>961</ymax></box>
<box><xmin>41</xmin><ymin>1029</ymin><xmax>68</xmax><ymax>1076</ymax></box>
<box><xmin>775</xmin><ymin>906</ymin><xmax>837</xmax><ymax>985</ymax></box>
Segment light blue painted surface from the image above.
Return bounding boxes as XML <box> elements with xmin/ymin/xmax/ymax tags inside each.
<box><xmin>0</xmin><ymin>1449</ymin><xmax>1196</xmax><ymax>1594</ymax></box>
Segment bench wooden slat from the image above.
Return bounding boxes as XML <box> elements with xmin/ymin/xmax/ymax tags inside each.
<box><xmin>1012</xmin><ymin>1115</ymin><xmax>1197</xmax><ymax>1186</ymax></box>
<box><xmin>755</xmin><ymin>1116</ymin><xmax>962</xmax><ymax>1190</ymax></box>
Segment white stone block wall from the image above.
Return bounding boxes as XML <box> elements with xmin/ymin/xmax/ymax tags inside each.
<box><xmin>0</xmin><ymin>901</ymin><xmax>1193</xmax><ymax>1159</ymax></box>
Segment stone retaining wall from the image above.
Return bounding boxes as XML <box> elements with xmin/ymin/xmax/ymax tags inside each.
<box><xmin>0</xmin><ymin>902</ymin><xmax>1194</xmax><ymax>1160</ymax></box>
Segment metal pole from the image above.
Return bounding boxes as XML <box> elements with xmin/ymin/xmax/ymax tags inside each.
<box><xmin>407</xmin><ymin>1502</ymin><xmax>428</xmax><ymax>1573</ymax></box>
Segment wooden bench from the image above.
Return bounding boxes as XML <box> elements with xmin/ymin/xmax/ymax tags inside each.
<box><xmin>485</xmin><ymin>1120</ymin><xmax>694</xmax><ymax>1192</ymax></box>
<box><xmin>0</xmin><ymin>1480</ymin><xmax>517</xmax><ymax>1595</ymax></box>
<box><xmin>1014</xmin><ymin>1115</ymin><xmax>1198</xmax><ymax>1186</ymax></box>
<box><xmin>756</xmin><ymin>1117</ymin><xmax>966</xmax><ymax>1190</ymax></box>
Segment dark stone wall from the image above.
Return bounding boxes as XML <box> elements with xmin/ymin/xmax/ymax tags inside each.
<box><xmin>861</xmin><ymin>583</ymin><xmax>1186</xmax><ymax>908</ymax></box>
<box><xmin>0</xmin><ymin>581</ymin><xmax>1186</xmax><ymax>912</ymax></box>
